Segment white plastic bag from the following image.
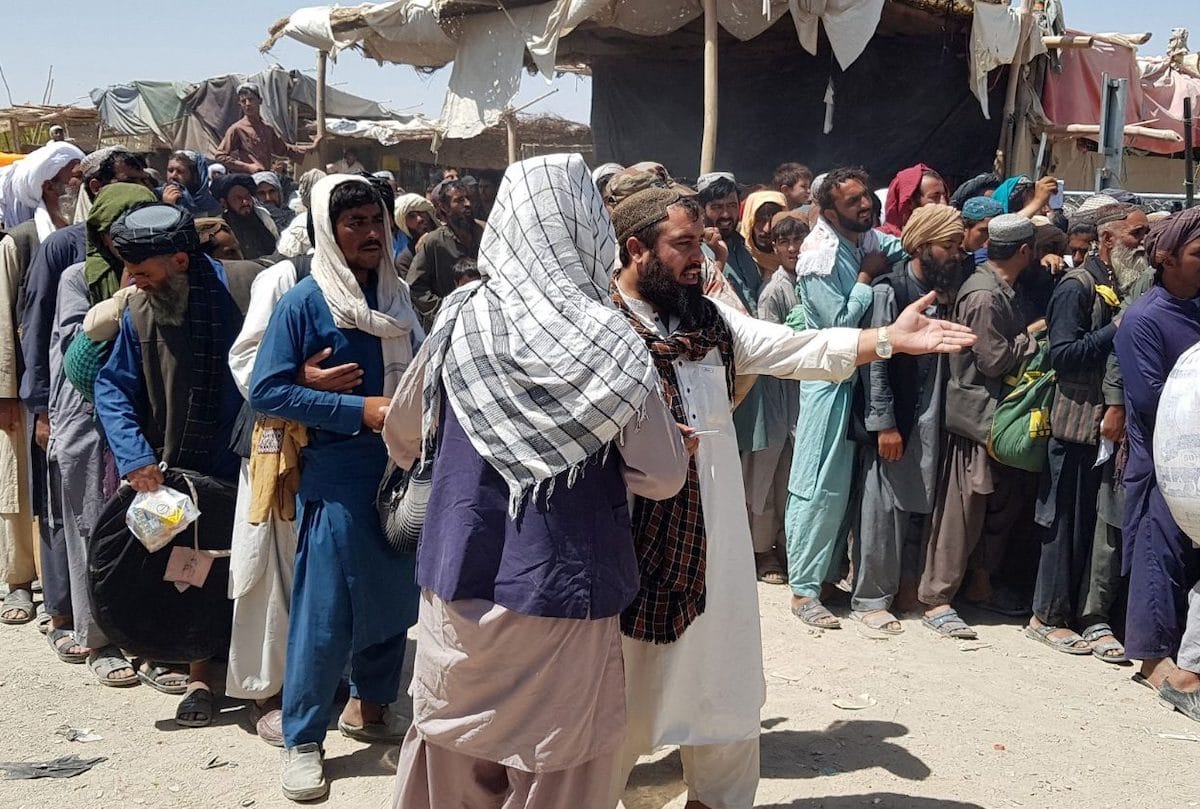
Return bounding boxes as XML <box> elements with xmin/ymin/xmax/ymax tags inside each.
<box><xmin>1154</xmin><ymin>342</ymin><xmax>1200</xmax><ymax>546</ymax></box>
<box><xmin>125</xmin><ymin>484</ymin><xmax>201</xmax><ymax>553</ymax></box>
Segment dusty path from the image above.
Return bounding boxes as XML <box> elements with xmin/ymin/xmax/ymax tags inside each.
<box><xmin>1</xmin><ymin>583</ymin><xmax>1198</xmax><ymax>809</ymax></box>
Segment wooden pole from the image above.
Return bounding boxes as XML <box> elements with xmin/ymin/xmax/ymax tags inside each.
<box><xmin>1185</xmin><ymin>96</ymin><xmax>1195</xmax><ymax>209</ymax></box>
<box><xmin>998</xmin><ymin>0</ymin><xmax>1034</xmax><ymax>177</ymax></box>
<box><xmin>505</xmin><ymin>111</ymin><xmax>519</xmax><ymax>165</ymax></box>
<box><xmin>700</xmin><ymin>0</ymin><xmax>718</xmax><ymax>175</ymax></box>
<box><xmin>1042</xmin><ymin>35</ymin><xmax>1093</xmax><ymax>49</ymax></box>
<box><xmin>315</xmin><ymin>50</ymin><xmax>329</xmax><ymax>168</ymax></box>
<box><xmin>1041</xmin><ymin>123</ymin><xmax>1183</xmax><ymax>144</ymax></box>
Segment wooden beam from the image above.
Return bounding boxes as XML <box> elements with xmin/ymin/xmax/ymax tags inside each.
<box><xmin>699</xmin><ymin>0</ymin><xmax>718</xmax><ymax>175</ymax></box>
<box><xmin>315</xmin><ymin>50</ymin><xmax>329</xmax><ymax>167</ymax></box>
<box><xmin>505</xmin><ymin>112</ymin><xmax>519</xmax><ymax>165</ymax></box>
<box><xmin>1043</xmin><ymin>35</ymin><xmax>1093</xmax><ymax>49</ymax></box>
<box><xmin>1042</xmin><ymin>123</ymin><xmax>1183</xmax><ymax>144</ymax></box>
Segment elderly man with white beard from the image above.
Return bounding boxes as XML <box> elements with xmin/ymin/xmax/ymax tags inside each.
<box><xmin>0</xmin><ymin>141</ymin><xmax>84</xmax><ymax>626</ymax></box>
<box><xmin>1027</xmin><ymin>201</ymin><xmax>1150</xmax><ymax>662</ymax></box>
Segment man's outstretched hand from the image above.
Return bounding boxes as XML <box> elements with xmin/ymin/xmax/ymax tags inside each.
<box><xmin>889</xmin><ymin>291</ymin><xmax>976</xmax><ymax>356</ymax></box>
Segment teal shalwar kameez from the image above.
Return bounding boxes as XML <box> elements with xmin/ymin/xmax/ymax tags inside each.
<box><xmin>785</xmin><ymin>229</ymin><xmax>906</xmax><ymax>597</ymax></box>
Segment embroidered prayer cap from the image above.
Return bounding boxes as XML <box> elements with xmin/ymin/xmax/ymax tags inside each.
<box><xmin>236</xmin><ymin>82</ymin><xmax>261</xmax><ymax>99</ymax></box>
<box><xmin>987</xmin><ymin>213</ymin><xmax>1034</xmax><ymax>244</ymax></box>
<box><xmin>962</xmin><ymin>195</ymin><xmax>1005</xmax><ymax>224</ymax></box>
<box><xmin>604</xmin><ymin>167</ymin><xmax>694</xmax><ymax>207</ymax></box>
<box><xmin>612</xmin><ymin>186</ymin><xmax>693</xmax><ymax>244</ymax></box>
<box><xmin>901</xmin><ymin>204</ymin><xmax>964</xmax><ymax>254</ymax></box>
<box><xmin>79</xmin><ymin>146</ymin><xmax>122</xmax><ymax>183</ymax></box>
<box><xmin>695</xmin><ymin>171</ymin><xmax>736</xmax><ymax>194</ymax></box>
<box><xmin>110</xmin><ymin>203</ymin><xmax>200</xmax><ymax>263</ymax></box>
<box><xmin>1144</xmin><ymin>207</ymin><xmax>1200</xmax><ymax>269</ymax></box>
<box><xmin>770</xmin><ymin>209</ymin><xmax>808</xmax><ymax>229</ymax></box>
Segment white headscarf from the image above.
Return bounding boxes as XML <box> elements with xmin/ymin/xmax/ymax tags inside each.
<box><xmin>392</xmin><ymin>193</ymin><xmax>438</xmax><ymax>237</ymax></box>
<box><xmin>421</xmin><ymin>153</ymin><xmax>658</xmax><ymax>515</ymax></box>
<box><xmin>0</xmin><ymin>141</ymin><xmax>84</xmax><ymax>231</ymax></box>
<box><xmin>309</xmin><ymin>173</ymin><xmax>422</xmax><ymax>395</ymax></box>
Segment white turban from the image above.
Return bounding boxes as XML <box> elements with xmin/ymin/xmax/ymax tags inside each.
<box><xmin>0</xmin><ymin>141</ymin><xmax>85</xmax><ymax>228</ymax></box>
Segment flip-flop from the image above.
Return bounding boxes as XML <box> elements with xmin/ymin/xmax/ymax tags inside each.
<box><xmin>0</xmin><ymin>588</ymin><xmax>35</xmax><ymax>625</ymax></box>
<box><xmin>791</xmin><ymin>598</ymin><xmax>841</xmax><ymax>629</ymax></box>
<box><xmin>851</xmin><ymin>609</ymin><xmax>904</xmax><ymax>635</ymax></box>
<box><xmin>47</xmin><ymin>627</ymin><xmax>88</xmax><ymax>664</ymax></box>
<box><xmin>1131</xmin><ymin>672</ymin><xmax>1157</xmax><ymax>692</ymax></box>
<box><xmin>922</xmin><ymin>608</ymin><xmax>977</xmax><ymax>640</ymax></box>
<box><xmin>755</xmin><ymin>553</ymin><xmax>787</xmax><ymax>586</ymax></box>
<box><xmin>338</xmin><ymin>706</ymin><xmax>410</xmax><ymax>744</ymax></box>
<box><xmin>1159</xmin><ymin>681</ymin><xmax>1200</xmax><ymax>722</ymax></box>
<box><xmin>137</xmin><ymin>661</ymin><xmax>190</xmax><ymax>695</ymax></box>
<box><xmin>1024</xmin><ymin>624</ymin><xmax>1092</xmax><ymax>655</ymax></box>
<box><xmin>87</xmin><ymin>647</ymin><xmax>138</xmax><ymax>687</ymax></box>
<box><xmin>1080</xmin><ymin>623</ymin><xmax>1127</xmax><ymax>664</ymax></box>
<box><xmin>175</xmin><ymin>687</ymin><xmax>216</xmax><ymax>728</ymax></box>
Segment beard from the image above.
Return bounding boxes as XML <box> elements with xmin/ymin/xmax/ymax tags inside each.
<box><xmin>835</xmin><ymin>208</ymin><xmax>873</xmax><ymax>234</ymax></box>
<box><xmin>637</xmin><ymin>253</ymin><xmax>707</xmax><ymax>329</ymax></box>
<box><xmin>53</xmin><ymin>182</ymin><xmax>79</xmax><ymax>221</ymax></box>
<box><xmin>919</xmin><ymin>246</ymin><xmax>972</xmax><ymax>294</ymax></box>
<box><xmin>145</xmin><ymin>270</ymin><xmax>190</xmax><ymax>328</ymax></box>
<box><xmin>1109</xmin><ymin>243</ymin><xmax>1151</xmax><ymax>292</ymax></box>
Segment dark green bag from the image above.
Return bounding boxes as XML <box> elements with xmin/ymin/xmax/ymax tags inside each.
<box><xmin>62</xmin><ymin>334</ymin><xmax>112</xmax><ymax>403</ymax></box>
<box><xmin>987</xmin><ymin>339</ymin><xmax>1055</xmax><ymax>473</ymax></box>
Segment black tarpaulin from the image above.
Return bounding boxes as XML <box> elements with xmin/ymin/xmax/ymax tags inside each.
<box><xmin>590</xmin><ymin>27</ymin><xmax>1006</xmax><ymax>188</ymax></box>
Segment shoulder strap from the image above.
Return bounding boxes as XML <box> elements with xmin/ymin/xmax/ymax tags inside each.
<box><xmin>292</xmin><ymin>254</ymin><xmax>313</xmax><ymax>282</ymax></box>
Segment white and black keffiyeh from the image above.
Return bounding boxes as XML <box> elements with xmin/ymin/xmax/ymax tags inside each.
<box><xmin>422</xmin><ymin>153</ymin><xmax>658</xmax><ymax>515</ymax></box>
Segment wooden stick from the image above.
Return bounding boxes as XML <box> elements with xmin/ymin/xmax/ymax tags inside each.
<box><xmin>315</xmin><ymin>50</ymin><xmax>329</xmax><ymax>167</ymax></box>
<box><xmin>1042</xmin><ymin>123</ymin><xmax>1183</xmax><ymax>143</ymax></box>
<box><xmin>505</xmin><ymin>112</ymin><xmax>519</xmax><ymax>165</ymax></box>
<box><xmin>1042</xmin><ymin>35</ymin><xmax>1093</xmax><ymax>49</ymax></box>
<box><xmin>700</xmin><ymin>0</ymin><xmax>718</xmax><ymax>175</ymax></box>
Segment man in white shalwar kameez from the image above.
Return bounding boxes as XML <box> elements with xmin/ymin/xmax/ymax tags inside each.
<box><xmin>608</xmin><ymin>188</ymin><xmax>976</xmax><ymax>808</ymax></box>
<box><xmin>0</xmin><ymin>141</ymin><xmax>84</xmax><ymax>624</ymax></box>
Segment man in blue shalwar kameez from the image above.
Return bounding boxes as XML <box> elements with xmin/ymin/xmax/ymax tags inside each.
<box><xmin>1115</xmin><ymin>207</ymin><xmax>1200</xmax><ymax>693</ymax></box>
<box><xmin>249</xmin><ymin>174</ymin><xmax>422</xmax><ymax>803</ymax></box>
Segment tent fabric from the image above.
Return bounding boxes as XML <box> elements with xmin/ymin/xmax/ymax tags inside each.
<box><xmin>1041</xmin><ymin>33</ymin><xmax>1200</xmax><ymax>155</ymax></box>
<box><xmin>591</xmin><ymin>27</ymin><xmax>1005</xmax><ymax>187</ymax></box>
<box><xmin>92</xmin><ymin>66</ymin><xmax>397</xmax><ymax>154</ymax></box>
<box><xmin>265</xmin><ymin>0</ymin><xmax>961</xmax><ymax>144</ymax></box>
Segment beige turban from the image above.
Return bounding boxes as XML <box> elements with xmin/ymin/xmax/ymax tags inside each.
<box><xmin>901</xmin><ymin>203</ymin><xmax>964</xmax><ymax>254</ymax></box>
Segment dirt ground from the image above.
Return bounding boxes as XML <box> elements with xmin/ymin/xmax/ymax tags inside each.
<box><xmin>1</xmin><ymin>582</ymin><xmax>1198</xmax><ymax>809</ymax></box>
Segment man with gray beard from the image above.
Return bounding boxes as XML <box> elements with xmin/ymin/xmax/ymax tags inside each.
<box><xmin>94</xmin><ymin>203</ymin><xmax>243</xmax><ymax>728</ymax></box>
<box><xmin>1027</xmin><ymin>202</ymin><xmax>1149</xmax><ymax>662</ymax></box>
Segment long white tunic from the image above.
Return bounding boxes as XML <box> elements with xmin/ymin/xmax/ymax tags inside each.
<box><xmin>621</xmin><ymin>297</ymin><xmax>860</xmax><ymax>750</ymax></box>
<box><xmin>225</xmin><ymin>259</ymin><xmax>300</xmax><ymax>700</ymax></box>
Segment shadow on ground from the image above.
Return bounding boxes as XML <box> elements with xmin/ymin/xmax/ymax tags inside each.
<box><xmin>625</xmin><ymin>720</ymin><xmax>932</xmax><ymax>807</ymax></box>
<box><xmin>757</xmin><ymin>794</ymin><xmax>985</xmax><ymax>808</ymax></box>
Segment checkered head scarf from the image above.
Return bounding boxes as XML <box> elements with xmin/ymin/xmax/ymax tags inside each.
<box><xmin>422</xmin><ymin>153</ymin><xmax>659</xmax><ymax>516</ymax></box>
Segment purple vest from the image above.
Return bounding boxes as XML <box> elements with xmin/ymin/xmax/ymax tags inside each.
<box><xmin>418</xmin><ymin>405</ymin><xmax>639</xmax><ymax>619</ymax></box>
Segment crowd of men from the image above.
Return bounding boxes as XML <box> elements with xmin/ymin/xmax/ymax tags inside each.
<box><xmin>0</xmin><ymin>77</ymin><xmax>1198</xmax><ymax>808</ymax></box>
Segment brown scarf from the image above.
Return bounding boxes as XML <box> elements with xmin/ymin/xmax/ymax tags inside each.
<box><xmin>612</xmin><ymin>288</ymin><xmax>736</xmax><ymax>644</ymax></box>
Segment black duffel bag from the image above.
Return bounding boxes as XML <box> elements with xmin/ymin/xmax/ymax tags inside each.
<box><xmin>88</xmin><ymin>469</ymin><xmax>236</xmax><ymax>664</ymax></box>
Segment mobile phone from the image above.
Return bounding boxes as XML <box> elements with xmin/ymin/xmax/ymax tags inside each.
<box><xmin>1049</xmin><ymin>180</ymin><xmax>1065</xmax><ymax>210</ymax></box>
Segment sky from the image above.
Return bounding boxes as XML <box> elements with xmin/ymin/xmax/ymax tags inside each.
<box><xmin>2</xmin><ymin>0</ymin><xmax>1196</xmax><ymax>126</ymax></box>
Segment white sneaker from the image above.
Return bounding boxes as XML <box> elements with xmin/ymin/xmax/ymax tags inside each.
<box><xmin>280</xmin><ymin>743</ymin><xmax>328</xmax><ymax>802</ymax></box>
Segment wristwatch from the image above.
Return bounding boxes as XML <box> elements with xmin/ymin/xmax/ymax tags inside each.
<box><xmin>875</xmin><ymin>326</ymin><xmax>893</xmax><ymax>359</ymax></box>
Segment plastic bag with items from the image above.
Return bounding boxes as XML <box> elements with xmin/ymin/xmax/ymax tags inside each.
<box><xmin>1154</xmin><ymin>342</ymin><xmax>1200</xmax><ymax>547</ymax></box>
<box><xmin>125</xmin><ymin>484</ymin><xmax>201</xmax><ymax>553</ymax></box>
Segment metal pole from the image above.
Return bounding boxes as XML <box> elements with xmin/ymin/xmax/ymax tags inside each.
<box><xmin>700</xmin><ymin>0</ymin><xmax>718</xmax><ymax>175</ymax></box>
<box><xmin>315</xmin><ymin>50</ymin><xmax>329</xmax><ymax>168</ymax></box>
<box><xmin>1095</xmin><ymin>73</ymin><xmax>1127</xmax><ymax>191</ymax></box>
<box><xmin>1185</xmin><ymin>96</ymin><xmax>1195</xmax><ymax>208</ymax></box>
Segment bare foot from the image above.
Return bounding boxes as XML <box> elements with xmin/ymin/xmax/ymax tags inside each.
<box><xmin>1166</xmin><ymin>667</ymin><xmax>1200</xmax><ymax>693</ymax></box>
<box><xmin>1141</xmin><ymin>658</ymin><xmax>1178</xmax><ymax>689</ymax></box>
<box><xmin>340</xmin><ymin>697</ymin><xmax>385</xmax><ymax>727</ymax></box>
